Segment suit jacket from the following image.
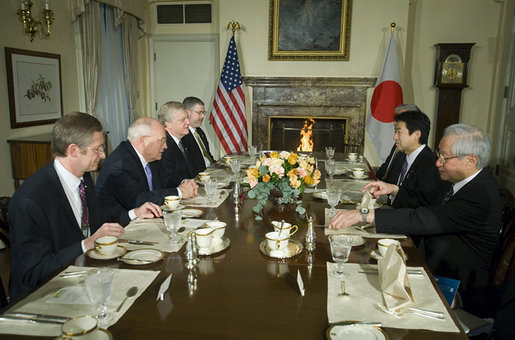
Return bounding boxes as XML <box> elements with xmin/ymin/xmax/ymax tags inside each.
<box><xmin>392</xmin><ymin>145</ymin><xmax>442</xmax><ymax>208</ymax></box>
<box><xmin>157</xmin><ymin>132</ymin><xmax>195</xmax><ymax>188</ymax></box>
<box><xmin>376</xmin><ymin>168</ymin><xmax>502</xmax><ymax>292</ymax></box>
<box><xmin>182</xmin><ymin>127</ymin><xmax>215</xmax><ymax>176</ymax></box>
<box><xmin>374</xmin><ymin>144</ymin><xmax>406</xmax><ymax>184</ymax></box>
<box><xmin>96</xmin><ymin>141</ymin><xmax>178</xmax><ymax>222</ymax></box>
<box><xmin>8</xmin><ymin>163</ymin><xmax>102</xmax><ymax>301</ymax></box>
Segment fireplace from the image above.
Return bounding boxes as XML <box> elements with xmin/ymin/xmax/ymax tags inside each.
<box><xmin>243</xmin><ymin>77</ymin><xmax>375</xmax><ymax>154</ymax></box>
<box><xmin>269</xmin><ymin>116</ymin><xmax>348</xmax><ymax>152</ymax></box>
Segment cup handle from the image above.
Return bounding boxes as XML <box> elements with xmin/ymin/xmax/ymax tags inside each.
<box><xmin>290</xmin><ymin>225</ymin><xmax>298</xmax><ymax>236</ymax></box>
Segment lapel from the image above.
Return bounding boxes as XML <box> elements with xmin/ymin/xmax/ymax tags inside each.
<box><xmin>404</xmin><ymin>145</ymin><xmax>430</xmax><ymax>181</ymax></box>
<box><xmin>167</xmin><ymin>132</ymin><xmax>193</xmax><ymax>176</ymax></box>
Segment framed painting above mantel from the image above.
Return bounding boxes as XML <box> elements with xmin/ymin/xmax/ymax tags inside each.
<box><xmin>5</xmin><ymin>47</ymin><xmax>63</xmax><ymax>128</ymax></box>
<box><xmin>268</xmin><ymin>0</ymin><xmax>353</xmax><ymax>61</ymax></box>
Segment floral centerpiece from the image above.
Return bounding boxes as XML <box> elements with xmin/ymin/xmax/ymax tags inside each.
<box><xmin>245</xmin><ymin>151</ymin><xmax>321</xmax><ymax>219</ymax></box>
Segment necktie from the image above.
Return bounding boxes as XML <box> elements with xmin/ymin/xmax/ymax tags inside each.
<box><xmin>194</xmin><ymin>130</ymin><xmax>215</xmax><ymax>164</ymax></box>
<box><xmin>178</xmin><ymin>140</ymin><xmax>186</xmax><ymax>156</ymax></box>
<box><xmin>78</xmin><ymin>180</ymin><xmax>89</xmax><ymax>237</ymax></box>
<box><xmin>145</xmin><ymin>164</ymin><xmax>153</xmax><ymax>191</ymax></box>
<box><xmin>442</xmin><ymin>186</ymin><xmax>454</xmax><ymax>205</ymax></box>
<box><xmin>397</xmin><ymin>158</ymin><xmax>408</xmax><ymax>185</ymax></box>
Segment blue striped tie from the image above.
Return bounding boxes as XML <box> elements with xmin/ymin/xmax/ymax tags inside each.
<box><xmin>442</xmin><ymin>186</ymin><xmax>454</xmax><ymax>205</ymax></box>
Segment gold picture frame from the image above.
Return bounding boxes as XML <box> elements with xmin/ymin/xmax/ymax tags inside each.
<box><xmin>268</xmin><ymin>0</ymin><xmax>352</xmax><ymax>61</ymax></box>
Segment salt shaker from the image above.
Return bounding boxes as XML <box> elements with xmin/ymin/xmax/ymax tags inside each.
<box><xmin>185</xmin><ymin>232</ymin><xmax>199</xmax><ymax>268</ymax></box>
<box><xmin>305</xmin><ymin>216</ymin><xmax>316</xmax><ymax>251</ymax></box>
<box><xmin>233</xmin><ymin>181</ymin><xmax>240</xmax><ymax>199</ymax></box>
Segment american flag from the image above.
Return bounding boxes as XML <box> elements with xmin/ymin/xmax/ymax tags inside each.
<box><xmin>210</xmin><ymin>36</ymin><xmax>248</xmax><ymax>154</ymax></box>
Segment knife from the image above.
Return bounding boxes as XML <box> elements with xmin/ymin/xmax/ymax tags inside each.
<box><xmin>329</xmin><ymin>321</ymin><xmax>382</xmax><ymax>327</ymax></box>
<box><xmin>119</xmin><ymin>239</ymin><xmax>158</xmax><ymax>245</ymax></box>
<box><xmin>0</xmin><ymin>312</ymin><xmax>69</xmax><ymax>324</ymax></box>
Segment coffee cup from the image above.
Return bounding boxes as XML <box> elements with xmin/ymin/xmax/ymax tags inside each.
<box><xmin>348</xmin><ymin>153</ymin><xmax>358</xmax><ymax>161</ymax></box>
<box><xmin>271</xmin><ymin>221</ymin><xmax>298</xmax><ymax>237</ymax></box>
<box><xmin>206</xmin><ymin>221</ymin><xmax>226</xmax><ymax>239</ymax></box>
<box><xmin>195</xmin><ymin>227</ymin><xmax>214</xmax><ymax>251</ymax></box>
<box><xmin>164</xmin><ymin>195</ymin><xmax>181</xmax><ymax>210</ymax></box>
<box><xmin>198</xmin><ymin>172</ymin><xmax>211</xmax><ymax>182</ymax></box>
<box><xmin>265</xmin><ymin>231</ymin><xmax>289</xmax><ymax>251</ymax></box>
<box><xmin>61</xmin><ymin>315</ymin><xmax>98</xmax><ymax>339</ymax></box>
<box><xmin>94</xmin><ymin>235</ymin><xmax>118</xmax><ymax>256</ymax></box>
<box><xmin>377</xmin><ymin>238</ymin><xmax>401</xmax><ymax>257</ymax></box>
<box><xmin>352</xmin><ymin>168</ymin><xmax>365</xmax><ymax>178</ymax></box>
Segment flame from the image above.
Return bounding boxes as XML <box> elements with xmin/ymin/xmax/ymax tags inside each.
<box><xmin>297</xmin><ymin>119</ymin><xmax>315</xmax><ymax>152</ymax></box>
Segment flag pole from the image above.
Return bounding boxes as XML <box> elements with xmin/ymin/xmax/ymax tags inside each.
<box><xmin>227</xmin><ymin>20</ymin><xmax>241</xmax><ymax>36</ymax></box>
<box><xmin>390</xmin><ymin>22</ymin><xmax>396</xmax><ymax>32</ymax></box>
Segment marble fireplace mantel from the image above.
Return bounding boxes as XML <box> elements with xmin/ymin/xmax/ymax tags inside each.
<box><xmin>243</xmin><ymin>77</ymin><xmax>376</xmax><ymax>152</ymax></box>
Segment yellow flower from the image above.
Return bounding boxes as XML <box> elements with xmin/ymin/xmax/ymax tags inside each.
<box><xmin>270</xmin><ymin>151</ymin><xmax>280</xmax><ymax>159</ymax></box>
<box><xmin>289</xmin><ymin>174</ymin><xmax>301</xmax><ymax>189</ymax></box>
<box><xmin>304</xmin><ymin>174</ymin><xmax>315</xmax><ymax>186</ymax></box>
<box><xmin>247</xmin><ymin>167</ymin><xmax>259</xmax><ymax>178</ymax></box>
<box><xmin>313</xmin><ymin>169</ymin><xmax>321</xmax><ymax>180</ymax></box>
<box><xmin>287</xmin><ymin>168</ymin><xmax>298</xmax><ymax>177</ymax></box>
<box><xmin>263</xmin><ymin>174</ymin><xmax>271</xmax><ymax>182</ymax></box>
<box><xmin>287</xmin><ymin>153</ymin><xmax>298</xmax><ymax>165</ymax></box>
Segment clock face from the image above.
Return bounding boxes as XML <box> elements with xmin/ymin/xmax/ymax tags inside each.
<box><xmin>441</xmin><ymin>62</ymin><xmax>464</xmax><ymax>84</ymax></box>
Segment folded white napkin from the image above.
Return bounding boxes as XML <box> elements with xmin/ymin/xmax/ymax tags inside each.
<box><xmin>361</xmin><ymin>190</ymin><xmax>376</xmax><ymax>209</ymax></box>
<box><xmin>378</xmin><ymin>244</ymin><xmax>414</xmax><ymax>313</ymax></box>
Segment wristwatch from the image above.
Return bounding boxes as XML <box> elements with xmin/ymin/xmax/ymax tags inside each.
<box><xmin>360</xmin><ymin>207</ymin><xmax>369</xmax><ymax>223</ymax></box>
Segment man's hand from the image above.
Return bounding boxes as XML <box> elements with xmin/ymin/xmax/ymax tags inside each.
<box><xmin>179</xmin><ymin>179</ymin><xmax>198</xmax><ymax>198</ymax></box>
<box><xmin>135</xmin><ymin>202</ymin><xmax>162</xmax><ymax>219</ymax></box>
<box><xmin>328</xmin><ymin>209</ymin><xmax>375</xmax><ymax>229</ymax></box>
<box><xmin>363</xmin><ymin>181</ymin><xmax>399</xmax><ymax>198</ymax></box>
<box><xmin>84</xmin><ymin>223</ymin><xmax>125</xmax><ymax>250</ymax></box>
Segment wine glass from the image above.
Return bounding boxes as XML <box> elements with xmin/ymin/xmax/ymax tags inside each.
<box><xmin>205</xmin><ymin>179</ymin><xmax>218</xmax><ymax>205</ymax></box>
<box><xmin>325</xmin><ymin>146</ymin><xmax>335</xmax><ymax>160</ymax></box>
<box><xmin>326</xmin><ymin>159</ymin><xmax>336</xmax><ymax>180</ymax></box>
<box><xmin>164</xmin><ymin>209</ymin><xmax>183</xmax><ymax>246</ymax></box>
<box><xmin>84</xmin><ymin>268</ymin><xmax>115</xmax><ymax>326</ymax></box>
<box><xmin>230</xmin><ymin>158</ymin><xmax>241</xmax><ymax>180</ymax></box>
<box><xmin>328</xmin><ymin>235</ymin><xmax>353</xmax><ymax>278</ymax></box>
<box><xmin>248</xmin><ymin>145</ymin><xmax>257</xmax><ymax>158</ymax></box>
<box><xmin>326</xmin><ymin>187</ymin><xmax>341</xmax><ymax>217</ymax></box>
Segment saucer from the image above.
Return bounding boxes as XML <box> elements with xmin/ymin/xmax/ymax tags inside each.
<box><xmin>87</xmin><ymin>246</ymin><xmax>127</xmax><ymax>260</ymax></box>
<box><xmin>120</xmin><ymin>248</ymin><xmax>164</xmax><ymax>265</ymax></box>
<box><xmin>182</xmin><ymin>208</ymin><xmax>203</xmax><ymax>218</ymax></box>
<box><xmin>55</xmin><ymin>328</ymin><xmax>112</xmax><ymax>340</ymax></box>
<box><xmin>259</xmin><ymin>239</ymin><xmax>303</xmax><ymax>259</ymax></box>
<box><xmin>161</xmin><ymin>204</ymin><xmax>185</xmax><ymax>211</ymax></box>
<box><xmin>198</xmin><ymin>236</ymin><xmax>230</xmax><ymax>256</ymax></box>
<box><xmin>349</xmin><ymin>174</ymin><xmax>368</xmax><ymax>180</ymax></box>
<box><xmin>326</xmin><ymin>324</ymin><xmax>387</xmax><ymax>340</ymax></box>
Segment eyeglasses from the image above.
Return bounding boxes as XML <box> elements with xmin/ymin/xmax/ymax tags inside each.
<box><xmin>192</xmin><ymin>110</ymin><xmax>206</xmax><ymax>115</ymax></box>
<box><xmin>86</xmin><ymin>145</ymin><xmax>105</xmax><ymax>155</ymax></box>
<box><xmin>435</xmin><ymin>151</ymin><xmax>459</xmax><ymax>164</ymax></box>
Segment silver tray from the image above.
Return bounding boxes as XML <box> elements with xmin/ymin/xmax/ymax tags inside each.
<box><xmin>198</xmin><ymin>236</ymin><xmax>230</xmax><ymax>256</ymax></box>
<box><xmin>259</xmin><ymin>239</ymin><xmax>303</xmax><ymax>259</ymax></box>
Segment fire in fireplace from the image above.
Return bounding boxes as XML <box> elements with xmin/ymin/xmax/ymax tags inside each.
<box><xmin>297</xmin><ymin>119</ymin><xmax>315</xmax><ymax>152</ymax></box>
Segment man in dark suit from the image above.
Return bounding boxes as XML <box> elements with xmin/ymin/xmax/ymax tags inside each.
<box><xmin>96</xmin><ymin>117</ymin><xmax>197</xmax><ymax>222</ymax></box>
<box><xmin>375</xmin><ymin>104</ymin><xmax>420</xmax><ymax>184</ymax></box>
<box><xmin>182</xmin><ymin>97</ymin><xmax>216</xmax><ymax>176</ymax></box>
<box><xmin>389</xmin><ymin>110</ymin><xmax>442</xmax><ymax>208</ymax></box>
<box><xmin>329</xmin><ymin>124</ymin><xmax>501</xmax><ymax>297</ymax></box>
<box><xmin>156</xmin><ymin>101</ymin><xmax>198</xmax><ymax>188</ymax></box>
<box><xmin>8</xmin><ymin>112</ymin><xmax>161</xmax><ymax>301</ymax></box>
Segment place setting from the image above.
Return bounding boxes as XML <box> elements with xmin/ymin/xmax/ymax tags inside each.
<box><xmin>259</xmin><ymin>220</ymin><xmax>303</xmax><ymax>259</ymax></box>
<box><xmin>194</xmin><ymin>221</ymin><xmax>230</xmax><ymax>256</ymax></box>
<box><xmin>87</xmin><ymin>236</ymin><xmax>127</xmax><ymax>260</ymax></box>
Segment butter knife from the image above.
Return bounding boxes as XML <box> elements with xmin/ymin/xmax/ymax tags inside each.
<box><xmin>0</xmin><ymin>312</ymin><xmax>69</xmax><ymax>324</ymax></box>
<box><xmin>329</xmin><ymin>321</ymin><xmax>382</xmax><ymax>327</ymax></box>
<box><xmin>119</xmin><ymin>239</ymin><xmax>158</xmax><ymax>245</ymax></box>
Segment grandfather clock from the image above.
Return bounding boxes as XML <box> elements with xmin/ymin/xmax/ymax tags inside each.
<box><xmin>433</xmin><ymin>43</ymin><xmax>475</xmax><ymax>144</ymax></box>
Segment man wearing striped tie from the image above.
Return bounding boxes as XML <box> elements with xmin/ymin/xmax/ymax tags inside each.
<box><xmin>329</xmin><ymin>124</ymin><xmax>501</xmax><ymax>301</ymax></box>
<box><xmin>182</xmin><ymin>97</ymin><xmax>216</xmax><ymax>176</ymax></box>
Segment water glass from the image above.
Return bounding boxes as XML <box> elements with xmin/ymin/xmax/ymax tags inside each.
<box><xmin>329</xmin><ymin>235</ymin><xmax>353</xmax><ymax>278</ymax></box>
<box><xmin>84</xmin><ymin>268</ymin><xmax>114</xmax><ymax>326</ymax></box>
<box><xmin>205</xmin><ymin>179</ymin><xmax>218</xmax><ymax>205</ymax></box>
<box><xmin>326</xmin><ymin>159</ymin><xmax>336</xmax><ymax>180</ymax></box>
<box><xmin>248</xmin><ymin>145</ymin><xmax>257</xmax><ymax>158</ymax></box>
<box><xmin>326</xmin><ymin>188</ymin><xmax>341</xmax><ymax>217</ymax></box>
<box><xmin>230</xmin><ymin>159</ymin><xmax>241</xmax><ymax>180</ymax></box>
<box><xmin>325</xmin><ymin>146</ymin><xmax>335</xmax><ymax>160</ymax></box>
<box><xmin>164</xmin><ymin>209</ymin><xmax>183</xmax><ymax>245</ymax></box>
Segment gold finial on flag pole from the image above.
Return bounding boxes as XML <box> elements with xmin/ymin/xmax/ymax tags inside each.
<box><xmin>227</xmin><ymin>20</ymin><xmax>241</xmax><ymax>35</ymax></box>
<box><xmin>390</xmin><ymin>22</ymin><xmax>396</xmax><ymax>32</ymax></box>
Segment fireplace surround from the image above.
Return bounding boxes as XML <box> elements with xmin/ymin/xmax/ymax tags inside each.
<box><xmin>243</xmin><ymin>77</ymin><xmax>376</xmax><ymax>153</ymax></box>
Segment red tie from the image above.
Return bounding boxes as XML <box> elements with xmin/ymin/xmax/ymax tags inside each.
<box><xmin>79</xmin><ymin>180</ymin><xmax>89</xmax><ymax>237</ymax></box>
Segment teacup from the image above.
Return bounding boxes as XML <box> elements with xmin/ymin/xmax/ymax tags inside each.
<box><xmin>198</xmin><ymin>172</ymin><xmax>211</xmax><ymax>182</ymax></box>
<box><xmin>94</xmin><ymin>235</ymin><xmax>118</xmax><ymax>256</ymax></box>
<box><xmin>352</xmin><ymin>168</ymin><xmax>365</xmax><ymax>178</ymax></box>
<box><xmin>265</xmin><ymin>231</ymin><xmax>289</xmax><ymax>251</ymax></box>
<box><xmin>61</xmin><ymin>315</ymin><xmax>98</xmax><ymax>339</ymax></box>
<box><xmin>206</xmin><ymin>221</ymin><xmax>226</xmax><ymax>239</ymax></box>
<box><xmin>195</xmin><ymin>227</ymin><xmax>215</xmax><ymax>251</ymax></box>
<box><xmin>271</xmin><ymin>221</ymin><xmax>298</xmax><ymax>237</ymax></box>
<box><xmin>377</xmin><ymin>238</ymin><xmax>401</xmax><ymax>257</ymax></box>
<box><xmin>164</xmin><ymin>195</ymin><xmax>181</xmax><ymax>210</ymax></box>
<box><xmin>224</xmin><ymin>156</ymin><xmax>234</xmax><ymax>165</ymax></box>
<box><xmin>348</xmin><ymin>153</ymin><xmax>358</xmax><ymax>161</ymax></box>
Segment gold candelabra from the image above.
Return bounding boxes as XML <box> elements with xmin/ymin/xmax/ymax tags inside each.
<box><xmin>18</xmin><ymin>0</ymin><xmax>54</xmax><ymax>42</ymax></box>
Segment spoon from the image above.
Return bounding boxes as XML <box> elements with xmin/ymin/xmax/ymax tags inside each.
<box><xmin>277</xmin><ymin>220</ymin><xmax>285</xmax><ymax>237</ymax></box>
<box><xmin>116</xmin><ymin>286</ymin><xmax>138</xmax><ymax>312</ymax></box>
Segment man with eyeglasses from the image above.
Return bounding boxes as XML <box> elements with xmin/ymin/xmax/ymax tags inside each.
<box><xmin>8</xmin><ymin>112</ymin><xmax>162</xmax><ymax>301</ymax></box>
<box><xmin>329</xmin><ymin>124</ymin><xmax>501</xmax><ymax>300</ymax></box>
<box><xmin>182</xmin><ymin>97</ymin><xmax>216</xmax><ymax>176</ymax></box>
<box><xmin>156</xmin><ymin>101</ymin><xmax>199</xmax><ymax>189</ymax></box>
<box><xmin>96</xmin><ymin>117</ymin><xmax>196</xmax><ymax>222</ymax></box>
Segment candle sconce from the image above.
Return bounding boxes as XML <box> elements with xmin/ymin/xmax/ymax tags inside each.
<box><xmin>18</xmin><ymin>0</ymin><xmax>54</xmax><ymax>42</ymax></box>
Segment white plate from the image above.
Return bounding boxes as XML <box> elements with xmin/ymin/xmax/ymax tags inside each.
<box><xmin>56</xmin><ymin>328</ymin><xmax>112</xmax><ymax>340</ymax></box>
<box><xmin>87</xmin><ymin>246</ymin><xmax>127</xmax><ymax>260</ymax></box>
<box><xmin>182</xmin><ymin>208</ymin><xmax>203</xmax><ymax>218</ymax></box>
<box><xmin>161</xmin><ymin>204</ymin><xmax>185</xmax><ymax>211</ymax></box>
<box><xmin>349</xmin><ymin>174</ymin><xmax>368</xmax><ymax>180</ymax></box>
<box><xmin>327</xmin><ymin>324</ymin><xmax>388</xmax><ymax>340</ymax></box>
<box><xmin>120</xmin><ymin>248</ymin><xmax>164</xmax><ymax>265</ymax></box>
<box><xmin>198</xmin><ymin>236</ymin><xmax>230</xmax><ymax>256</ymax></box>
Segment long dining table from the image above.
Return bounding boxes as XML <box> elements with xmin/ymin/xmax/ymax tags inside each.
<box><xmin>0</xmin><ymin>152</ymin><xmax>467</xmax><ymax>339</ymax></box>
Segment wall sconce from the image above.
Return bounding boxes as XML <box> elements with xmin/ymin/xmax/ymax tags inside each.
<box><xmin>18</xmin><ymin>0</ymin><xmax>54</xmax><ymax>42</ymax></box>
